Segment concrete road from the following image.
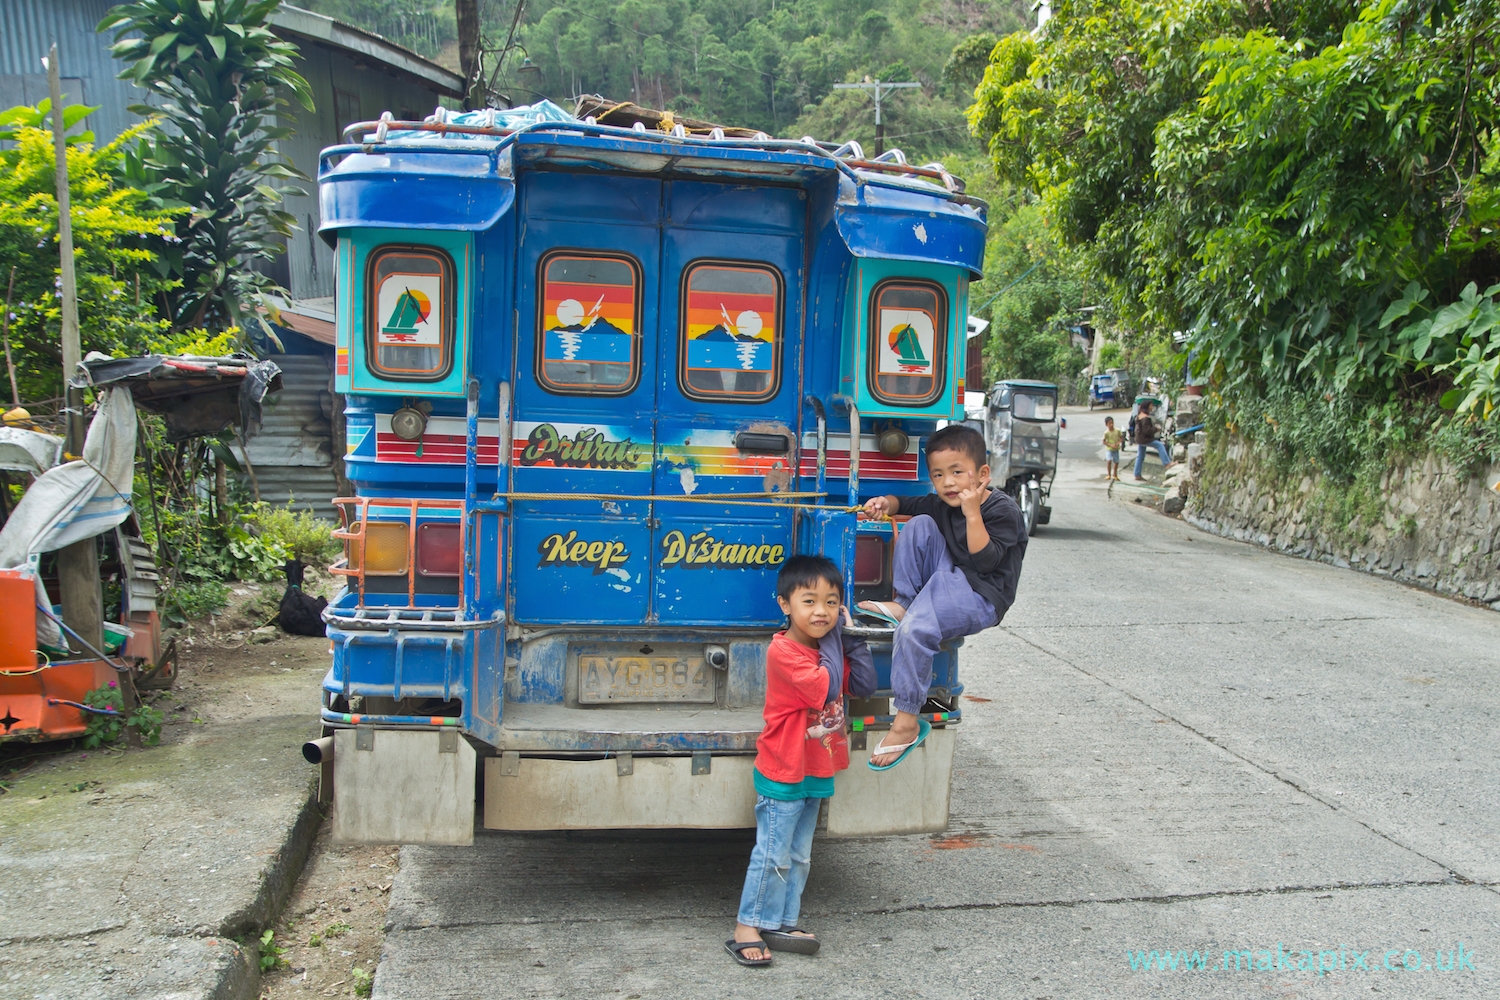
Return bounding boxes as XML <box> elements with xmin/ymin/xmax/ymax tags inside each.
<box><xmin>373</xmin><ymin>406</ymin><xmax>1500</xmax><ymax>998</ymax></box>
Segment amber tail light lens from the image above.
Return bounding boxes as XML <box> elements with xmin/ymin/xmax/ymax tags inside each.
<box><xmin>417</xmin><ymin>522</ymin><xmax>461</xmax><ymax>577</ymax></box>
<box><xmin>347</xmin><ymin>521</ymin><xmax>411</xmax><ymax>575</ymax></box>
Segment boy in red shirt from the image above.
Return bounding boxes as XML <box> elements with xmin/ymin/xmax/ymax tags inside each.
<box><xmin>726</xmin><ymin>554</ymin><xmax>872</xmax><ymax>967</ymax></box>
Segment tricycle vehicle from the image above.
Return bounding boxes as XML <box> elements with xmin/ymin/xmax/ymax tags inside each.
<box><xmin>984</xmin><ymin>379</ymin><xmax>1058</xmax><ymax>535</ymax></box>
<box><xmin>1089</xmin><ymin>367</ymin><xmax>1130</xmax><ymax>409</ymax></box>
<box><xmin>309</xmin><ymin>101</ymin><xmax>988</xmax><ymax>844</ymax></box>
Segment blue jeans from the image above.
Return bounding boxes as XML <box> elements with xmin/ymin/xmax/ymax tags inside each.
<box><xmin>1134</xmin><ymin>440</ymin><xmax>1171</xmax><ymax>477</ymax></box>
<box><xmin>890</xmin><ymin>515</ymin><xmax>1000</xmax><ymax>714</ymax></box>
<box><xmin>737</xmin><ymin>795</ymin><xmax>822</xmax><ymax>930</ymax></box>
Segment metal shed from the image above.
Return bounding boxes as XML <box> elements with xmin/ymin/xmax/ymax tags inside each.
<box><xmin>2</xmin><ymin>1</ymin><xmax>463</xmax><ymax>308</ymax></box>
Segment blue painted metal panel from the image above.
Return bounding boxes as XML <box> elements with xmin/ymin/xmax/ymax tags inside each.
<box><xmin>320</xmin><ymin>150</ymin><xmax>514</xmax><ymax>236</ymax></box>
<box><xmin>651</xmin><ymin>181</ymin><xmax>805</xmax><ymax>626</ymax></box>
<box><xmin>835</xmin><ymin>174</ymin><xmax>987</xmax><ymax>277</ymax></box>
<box><xmin>508</xmin><ymin>171</ymin><xmax>660</xmax><ymax>625</ymax></box>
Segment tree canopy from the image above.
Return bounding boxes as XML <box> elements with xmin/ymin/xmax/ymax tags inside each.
<box><xmin>971</xmin><ymin>0</ymin><xmax>1500</xmax><ymax>414</ymax></box>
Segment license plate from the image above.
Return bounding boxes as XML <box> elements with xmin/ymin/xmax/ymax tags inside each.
<box><xmin>577</xmin><ymin>652</ymin><xmax>715</xmax><ymax>704</ymax></box>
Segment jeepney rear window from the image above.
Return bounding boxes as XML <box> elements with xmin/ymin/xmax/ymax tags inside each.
<box><xmin>366</xmin><ymin>246</ymin><xmax>454</xmax><ymax>381</ymax></box>
<box><xmin>537</xmin><ymin>252</ymin><xmax>642</xmax><ymax>395</ymax></box>
<box><xmin>679</xmin><ymin>261</ymin><xmax>782</xmax><ymax>401</ymax></box>
<box><xmin>868</xmin><ymin>280</ymin><xmax>947</xmax><ymax>406</ymax></box>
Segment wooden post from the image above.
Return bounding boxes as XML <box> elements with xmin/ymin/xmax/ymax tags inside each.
<box><xmin>48</xmin><ymin>44</ymin><xmax>104</xmax><ymax>656</ymax></box>
<box><xmin>2</xmin><ymin>266</ymin><xmax>19</xmax><ymax>407</ymax></box>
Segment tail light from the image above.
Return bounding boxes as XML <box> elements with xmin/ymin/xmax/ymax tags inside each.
<box><xmin>347</xmin><ymin>521</ymin><xmax>410</xmax><ymax>575</ymax></box>
<box><xmin>417</xmin><ymin>522</ymin><xmax>461</xmax><ymax>577</ymax></box>
<box><xmin>854</xmin><ymin>535</ymin><xmax>888</xmax><ymax>587</ymax></box>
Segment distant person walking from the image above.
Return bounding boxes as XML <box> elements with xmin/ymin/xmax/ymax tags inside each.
<box><xmin>1132</xmin><ymin>402</ymin><xmax>1173</xmax><ymax>481</ymax></box>
<box><xmin>1102</xmin><ymin>416</ymin><xmax>1124</xmax><ymax>482</ymax></box>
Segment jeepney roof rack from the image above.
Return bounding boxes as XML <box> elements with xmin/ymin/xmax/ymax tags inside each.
<box><xmin>337</xmin><ymin>99</ymin><xmax>969</xmax><ymax>197</ymax></box>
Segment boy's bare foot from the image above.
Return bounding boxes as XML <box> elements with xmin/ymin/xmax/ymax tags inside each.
<box><xmin>734</xmin><ymin>923</ymin><xmax>770</xmax><ymax>962</ymax></box>
<box><xmin>870</xmin><ymin>710</ymin><xmax>922</xmax><ymax>767</ymax></box>
<box><xmin>857</xmin><ymin>600</ymin><xmax>906</xmax><ymax>623</ymax></box>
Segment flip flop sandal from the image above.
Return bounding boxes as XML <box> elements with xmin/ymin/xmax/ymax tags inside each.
<box><xmin>855</xmin><ymin>601</ymin><xmax>903</xmax><ymax>627</ymax></box>
<box><xmin>762</xmin><ymin>929</ymin><xmax>820</xmax><ymax>955</ymax></box>
<box><xmin>867</xmin><ymin>718</ymin><xmax>932</xmax><ymax>772</ymax></box>
<box><xmin>725</xmin><ymin>939</ymin><xmax>773</xmax><ymax>967</ymax></box>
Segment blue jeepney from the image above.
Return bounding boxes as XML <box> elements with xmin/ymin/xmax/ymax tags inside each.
<box><xmin>312</xmin><ymin>102</ymin><xmax>987</xmax><ymax>843</ymax></box>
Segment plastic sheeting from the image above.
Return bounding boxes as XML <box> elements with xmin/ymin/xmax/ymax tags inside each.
<box><xmin>0</xmin><ymin>389</ymin><xmax>137</xmax><ymax>649</ymax></box>
<box><xmin>388</xmin><ymin>100</ymin><xmax>577</xmax><ymax>143</ymax></box>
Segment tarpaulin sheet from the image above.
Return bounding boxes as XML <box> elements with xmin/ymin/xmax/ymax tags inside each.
<box><xmin>0</xmin><ymin>389</ymin><xmax>136</xmax><ymax>649</ymax></box>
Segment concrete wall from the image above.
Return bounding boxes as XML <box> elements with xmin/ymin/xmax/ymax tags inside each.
<box><xmin>1187</xmin><ymin>436</ymin><xmax>1500</xmax><ymax>610</ymax></box>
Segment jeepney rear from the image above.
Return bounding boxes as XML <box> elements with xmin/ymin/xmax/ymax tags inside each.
<box><xmin>312</xmin><ymin>104</ymin><xmax>987</xmax><ymax>844</ymax></box>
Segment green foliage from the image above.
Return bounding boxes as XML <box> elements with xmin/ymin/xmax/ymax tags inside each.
<box><xmin>258</xmin><ymin>929</ymin><xmax>287</xmax><ymax>973</ymax></box>
<box><xmin>99</xmin><ymin>0</ymin><xmax>314</xmax><ymax>335</ymax></box>
<box><xmin>0</xmin><ymin>106</ymin><xmax>178</xmax><ymax>402</ymax></box>
<box><xmin>253</xmin><ymin>506</ymin><xmax>340</xmax><ymax>565</ymax></box>
<box><xmin>970</xmin><ymin>0</ymin><xmax>1500</xmax><ymax>402</ymax></box>
<box><xmin>1384</xmin><ymin>280</ymin><xmax>1500</xmax><ymax>419</ymax></box>
<box><xmin>81</xmin><ymin>683</ymin><xmax>165</xmax><ymax>747</ymax></box>
<box><xmin>941</xmin><ymin>33</ymin><xmax>1000</xmax><ymax>97</ymax></box>
<box><xmin>163</xmin><ymin>581</ymin><xmax>231</xmax><ymax>626</ymax></box>
<box><xmin>82</xmin><ymin>683</ymin><xmax>125</xmax><ymax>749</ymax></box>
<box><xmin>350</xmin><ymin>967</ymin><xmax>373</xmax><ymax>997</ymax></box>
<box><xmin>512</xmin><ymin>0</ymin><xmax>1027</xmax><ymax>140</ymax></box>
<box><xmin>127</xmin><ymin>703</ymin><xmax>165</xmax><ymax>746</ymax></box>
<box><xmin>297</xmin><ymin>0</ymin><xmax>455</xmax><ymax>58</ymax></box>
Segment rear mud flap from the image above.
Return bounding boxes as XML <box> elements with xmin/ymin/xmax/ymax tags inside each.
<box><xmin>332</xmin><ymin>729</ymin><xmax>476</xmax><ymax>845</ymax></box>
<box><xmin>483</xmin><ymin>754</ymin><xmax>757</xmax><ymax>830</ymax></box>
<box><xmin>824</xmin><ymin>728</ymin><xmax>956</xmax><ymax>836</ymax></box>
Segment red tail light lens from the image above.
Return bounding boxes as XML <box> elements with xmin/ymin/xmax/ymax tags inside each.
<box><xmin>416</xmin><ymin>522</ymin><xmax>461</xmax><ymax>577</ymax></box>
<box><xmin>854</xmin><ymin>535</ymin><xmax>887</xmax><ymax>586</ymax></box>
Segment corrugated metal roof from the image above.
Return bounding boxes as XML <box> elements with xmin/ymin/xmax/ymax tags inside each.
<box><xmin>0</xmin><ymin>0</ymin><xmax>150</xmax><ymax>147</ymax></box>
<box><xmin>240</xmin><ymin>354</ymin><xmax>340</xmax><ymax>515</ymax></box>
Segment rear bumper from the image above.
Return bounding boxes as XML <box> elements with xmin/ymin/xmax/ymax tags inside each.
<box><xmin>481</xmin><ymin>730</ymin><xmax>957</xmax><ymax>834</ymax></box>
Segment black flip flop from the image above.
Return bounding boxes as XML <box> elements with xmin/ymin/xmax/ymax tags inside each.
<box><xmin>725</xmin><ymin>938</ymin><xmax>773</xmax><ymax>967</ymax></box>
<box><xmin>762</xmin><ymin>928</ymin><xmax>820</xmax><ymax>955</ymax></box>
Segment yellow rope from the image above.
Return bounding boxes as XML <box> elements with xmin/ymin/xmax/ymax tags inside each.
<box><xmin>495</xmin><ymin>490</ymin><xmax>861</xmax><ymax>512</ymax></box>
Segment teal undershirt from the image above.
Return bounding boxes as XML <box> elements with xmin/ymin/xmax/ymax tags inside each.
<box><xmin>754</xmin><ymin>768</ymin><xmax>836</xmax><ymax>801</ymax></box>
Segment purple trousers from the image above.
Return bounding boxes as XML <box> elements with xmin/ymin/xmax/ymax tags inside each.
<box><xmin>890</xmin><ymin>515</ymin><xmax>999</xmax><ymax>714</ymax></box>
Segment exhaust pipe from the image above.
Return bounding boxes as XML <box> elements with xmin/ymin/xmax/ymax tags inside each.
<box><xmin>302</xmin><ymin>735</ymin><xmax>334</xmax><ymax>764</ymax></box>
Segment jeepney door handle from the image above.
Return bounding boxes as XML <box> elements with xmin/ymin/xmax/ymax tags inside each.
<box><xmin>735</xmin><ymin>432</ymin><xmax>790</xmax><ymax>454</ymax></box>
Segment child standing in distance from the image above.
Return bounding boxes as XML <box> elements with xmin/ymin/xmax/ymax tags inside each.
<box><xmin>727</xmin><ymin>555</ymin><xmax>872</xmax><ymax>967</ymax></box>
<box><xmin>857</xmin><ymin>423</ymin><xmax>1027</xmax><ymax>769</ymax></box>
<box><xmin>1102</xmin><ymin>416</ymin><xmax>1125</xmax><ymax>482</ymax></box>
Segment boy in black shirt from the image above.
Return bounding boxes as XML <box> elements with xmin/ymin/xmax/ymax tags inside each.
<box><xmin>857</xmin><ymin>424</ymin><xmax>1027</xmax><ymax>769</ymax></box>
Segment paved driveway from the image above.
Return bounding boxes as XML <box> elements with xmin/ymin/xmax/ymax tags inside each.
<box><xmin>373</xmin><ymin>406</ymin><xmax>1500</xmax><ymax>998</ymax></box>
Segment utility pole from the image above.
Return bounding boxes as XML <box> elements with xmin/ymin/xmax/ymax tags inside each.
<box><xmin>832</xmin><ymin>78</ymin><xmax>919</xmax><ymax>155</ymax></box>
<box><xmin>47</xmin><ymin>44</ymin><xmax>103</xmax><ymax>655</ymax></box>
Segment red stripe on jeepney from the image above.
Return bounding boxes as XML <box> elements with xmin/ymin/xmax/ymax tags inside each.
<box><xmin>376</xmin><ymin>432</ymin><xmax>500</xmax><ymax>464</ymax></box>
<box><xmin>798</xmin><ymin>449</ymin><xmax>919</xmax><ymax>481</ymax></box>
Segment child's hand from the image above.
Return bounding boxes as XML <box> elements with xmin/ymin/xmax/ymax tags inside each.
<box><xmin>959</xmin><ymin>472</ymin><xmax>990</xmax><ymax>518</ymax></box>
<box><xmin>862</xmin><ymin>495</ymin><xmax>892</xmax><ymax>520</ymax></box>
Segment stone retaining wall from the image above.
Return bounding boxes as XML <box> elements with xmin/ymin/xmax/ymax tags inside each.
<box><xmin>1186</xmin><ymin>436</ymin><xmax>1500</xmax><ymax>610</ymax></box>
